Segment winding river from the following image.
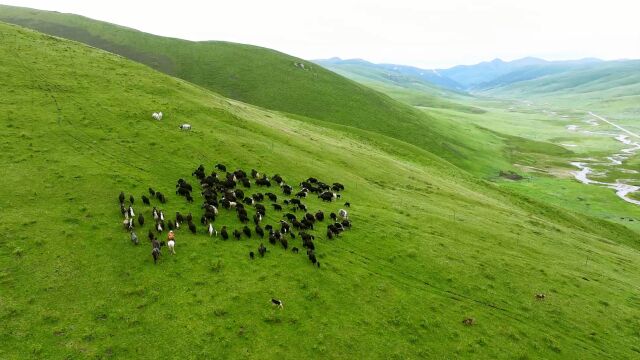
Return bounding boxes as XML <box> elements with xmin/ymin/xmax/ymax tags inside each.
<box><xmin>568</xmin><ymin>112</ymin><xmax>640</xmax><ymax>206</ymax></box>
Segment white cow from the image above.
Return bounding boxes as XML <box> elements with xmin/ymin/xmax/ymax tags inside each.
<box><xmin>152</xmin><ymin>112</ymin><xmax>163</xmax><ymax>120</ymax></box>
<box><xmin>179</xmin><ymin>124</ymin><xmax>191</xmax><ymax>131</ymax></box>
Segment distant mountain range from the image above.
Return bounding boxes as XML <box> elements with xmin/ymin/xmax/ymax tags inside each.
<box><xmin>314</xmin><ymin>56</ymin><xmax>638</xmax><ymax>94</ymax></box>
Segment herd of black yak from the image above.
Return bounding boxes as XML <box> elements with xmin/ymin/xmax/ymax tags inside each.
<box><xmin>119</xmin><ymin>164</ymin><xmax>352</xmax><ymax>267</ymax></box>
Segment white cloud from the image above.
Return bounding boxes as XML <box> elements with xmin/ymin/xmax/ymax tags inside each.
<box><xmin>2</xmin><ymin>0</ymin><xmax>639</xmax><ymax>68</ymax></box>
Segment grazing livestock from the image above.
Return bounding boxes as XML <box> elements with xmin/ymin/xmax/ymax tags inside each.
<box><xmin>215</xmin><ymin>163</ymin><xmax>227</xmax><ymax>172</ymax></box>
<box><xmin>138</xmin><ymin>214</ymin><xmax>145</xmax><ymax>226</ymax></box>
<box><xmin>462</xmin><ymin>318</ymin><xmax>475</xmax><ymax>326</ymax></box>
<box><xmin>249</xmin><ymin>251</ymin><xmax>255</xmax><ymax>260</ymax></box>
<box><xmin>153</xmin><ymin>207</ymin><xmax>159</xmax><ymax>220</ymax></box>
<box><xmin>271</xmin><ymin>299</ymin><xmax>284</xmax><ymax>309</ymax></box>
<box><xmin>292</xmin><ymin>247</ymin><xmax>299</xmax><ymax>254</ymax></box>
<box><xmin>148</xmin><ymin>230</ymin><xmax>155</xmax><ymax>241</ymax></box>
<box><xmin>152</xmin><ymin>248</ymin><xmax>161</xmax><ymax>264</ymax></box>
<box><xmin>233</xmin><ymin>229</ymin><xmax>242</xmax><ymax>240</ymax></box>
<box><xmin>167</xmin><ymin>231</ymin><xmax>176</xmax><ymax>254</ymax></box>
<box><xmin>315</xmin><ymin>211</ymin><xmax>324</xmax><ymax>221</ymax></box>
<box><xmin>179</xmin><ymin>124</ymin><xmax>192</xmax><ymax>131</ymax></box>
<box><xmin>330</xmin><ymin>212</ymin><xmax>337</xmax><ymax>221</ymax></box>
<box><xmin>327</xmin><ymin>229</ymin><xmax>334</xmax><ymax>239</ymax></box>
<box><xmin>128</xmin><ymin>206</ymin><xmax>135</xmax><ymax>218</ymax></box>
<box><xmin>332</xmin><ymin>182</ymin><xmax>345</xmax><ymax>191</ymax></box>
<box><xmin>130</xmin><ymin>231</ymin><xmax>139</xmax><ymax>245</ymax></box>
<box><xmin>253</xmin><ymin>213</ymin><xmax>263</xmax><ymax>225</ymax></box>
<box><xmin>265</xmin><ymin>193</ymin><xmax>277</xmax><ymax>202</ymax></box>
<box><xmin>255</xmin><ymin>225</ymin><xmax>264</xmax><ymax>238</ymax></box>
<box><xmin>338</xmin><ymin>209</ymin><xmax>348</xmax><ymax>220</ymax></box>
<box><xmin>156</xmin><ymin>221</ymin><xmax>163</xmax><ymax>232</ymax></box>
<box><xmin>167</xmin><ymin>220</ymin><xmax>175</xmax><ymax>230</ymax></box>
<box><xmin>255</xmin><ymin>204</ymin><xmax>266</xmax><ymax>216</ymax></box>
<box><xmin>152</xmin><ymin>112</ymin><xmax>163</xmax><ymax>121</ymax></box>
<box><xmin>186</xmin><ymin>213</ymin><xmax>193</xmax><ymax>223</ymax></box>
<box><xmin>188</xmin><ymin>222</ymin><xmax>197</xmax><ymax>234</ymax></box>
<box><xmin>280</xmin><ymin>238</ymin><xmax>288</xmax><ymax>250</ymax></box>
<box><xmin>208</xmin><ymin>223</ymin><xmax>217</xmax><ymax>237</ymax></box>
<box><xmin>535</xmin><ymin>293</ymin><xmax>546</xmax><ymax>300</ymax></box>
<box><xmin>123</xmin><ymin>218</ymin><xmax>134</xmax><ymax>231</ymax></box>
<box><xmin>344</xmin><ymin>202</ymin><xmax>351</xmax><ymax>207</ymax></box>
<box><xmin>273</xmin><ymin>174</ymin><xmax>284</xmax><ymax>185</ymax></box>
<box><xmin>241</xmin><ymin>178</ymin><xmax>251</xmax><ymax>188</ymax></box>
<box><xmin>281</xmin><ymin>184</ymin><xmax>293</xmax><ymax>195</ymax></box>
<box><xmin>119</xmin><ymin>191</ymin><xmax>125</xmax><ymax>204</ymax></box>
<box><xmin>298</xmin><ymin>203</ymin><xmax>307</xmax><ymax>212</ymax></box>
<box><xmin>243</xmin><ymin>226</ymin><xmax>252</xmax><ymax>238</ymax></box>
<box><xmin>255</xmin><ymin>178</ymin><xmax>271</xmax><ymax>187</ymax></box>
<box><xmin>148</xmin><ymin>187</ymin><xmax>156</xmax><ymax>196</ymax></box>
<box><xmin>221</xmin><ymin>226</ymin><xmax>229</xmax><ymax>240</ymax></box>
<box><xmin>176</xmin><ymin>212</ymin><xmax>184</xmax><ymax>223</ymax></box>
<box><xmin>258</xmin><ymin>243</ymin><xmax>267</xmax><ymax>257</ymax></box>
<box><xmin>129</xmin><ymin>195</ymin><xmax>135</xmax><ymax>205</ymax></box>
<box><xmin>272</xmin><ymin>203</ymin><xmax>283</xmax><ymax>211</ymax></box>
<box><xmin>142</xmin><ymin>195</ymin><xmax>150</xmax><ymax>206</ymax></box>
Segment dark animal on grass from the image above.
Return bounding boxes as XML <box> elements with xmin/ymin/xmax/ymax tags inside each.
<box><xmin>253</xmin><ymin>213</ymin><xmax>263</xmax><ymax>225</ymax></box>
<box><xmin>292</xmin><ymin>247</ymin><xmax>299</xmax><ymax>254</ymax></box>
<box><xmin>258</xmin><ymin>243</ymin><xmax>267</xmax><ymax>257</ymax></box>
<box><xmin>241</xmin><ymin>178</ymin><xmax>251</xmax><ymax>188</ymax></box>
<box><xmin>308</xmin><ymin>253</ymin><xmax>317</xmax><ymax>265</ymax></box>
<box><xmin>327</xmin><ymin>229</ymin><xmax>334</xmax><ymax>239</ymax></box>
<box><xmin>280</xmin><ymin>238</ymin><xmax>288</xmax><ymax>250</ymax></box>
<box><xmin>273</xmin><ymin>174</ymin><xmax>283</xmax><ymax>185</ymax></box>
<box><xmin>152</xmin><ymin>248</ymin><xmax>161</xmax><ymax>264</ymax></box>
<box><xmin>307</xmin><ymin>177</ymin><xmax>318</xmax><ymax>184</ymax></box>
<box><xmin>271</xmin><ymin>298</ymin><xmax>283</xmax><ymax>309</ymax></box>
<box><xmin>272</xmin><ymin>203</ymin><xmax>283</xmax><ymax>211</ymax></box>
<box><xmin>289</xmin><ymin>198</ymin><xmax>301</xmax><ymax>206</ymax></box>
<box><xmin>280</xmin><ymin>220</ymin><xmax>290</xmax><ymax>234</ymax></box>
<box><xmin>152</xmin><ymin>238</ymin><xmax>161</xmax><ymax>250</ymax></box>
<box><xmin>129</xmin><ymin>195</ymin><xmax>135</xmax><ymax>205</ymax></box>
<box><xmin>283</xmin><ymin>213</ymin><xmax>297</xmax><ymax>222</ymax></box>
<box><xmin>167</xmin><ymin>220</ymin><xmax>175</xmax><ymax>230</ymax></box>
<box><xmin>119</xmin><ymin>191</ymin><xmax>125</xmax><ymax>204</ymax></box>
<box><xmin>298</xmin><ymin>203</ymin><xmax>308</xmax><ymax>212</ymax></box>
<box><xmin>319</xmin><ymin>191</ymin><xmax>335</xmax><ymax>202</ymax></box>
<box><xmin>176</xmin><ymin>212</ymin><xmax>184</xmax><ymax>224</ymax></box>
<box><xmin>255</xmin><ymin>225</ymin><xmax>264</xmax><ymax>238</ymax></box>
<box><xmin>221</xmin><ymin>226</ymin><xmax>229</xmax><ymax>240</ymax></box>
<box><xmin>233</xmin><ymin>229</ymin><xmax>242</xmax><ymax>240</ymax></box>
<box><xmin>185</xmin><ymin>193</ymin><xmax>194</xmax><ymax>203</ymax></box>
<box><xmin>305</xmin><ymin>213</ymin><xmax>316</xmax><ymax>223</ymax></box>
<box><xmin>138</xmin><ymin>214</ymin><xmax>145</xmax><ymax>227</ymax></box>
<box><xmin>249</xmin><ymin>251</ymin><xmax>255</xmax><ymax>260</ymax></box>
<box><xmin>290</xmin><ymin>232</ymin><xmax>296</xmax><ymax>240</ymax></box>
<box><xmin>265</xmin><ymin>224</ymin><xmax>273</xmax><ymax>232</ymax></box>
<box><xmin>215</xmin><ymin>163</ymin><xmax>226</xmax><ymax>172</ymax></box>
<box><xmin>243</xmin><ymin>225</ymin><xmax>251</xmax><ymax>238</ymax></box>
<box><xmin>252</xmin><ymin>193</ymin><xmax>264</xmax><ymax>202</ymax></box>
<box><xmin>295</xmin><ymin>190</ymin><xmax>308</xmax><ymax>198</ymax></box>
<box><xmin>186</xmin><ymin>212</ymin><xmax>193</xmax><ymax>223</ymax></box>
<box><xmin>462</xmin><ymin>318</ymin><xmax>475</xmax><ymax>326</ymax></box>
<box><xmin>301</xmin><ymin>218</ymin><xmax>314</xmax><ymax>230</ymax></box>
<box><xmin>265</xmin><ymin>193</ymin><xmax>277</xmax><ymax>202</ymax></box>
<box><xmin>344</xmin><ymin>202</ymin><xmax>351</xmax><ymax>207</ymax></box>
<box><xmin>330</xmin><ymin>212</ymin><xmax>337</xmax><ymax>221</ymax></box>
<box><xmin>148</xmin><ymin>187</ymin><xmax>156</xmax><ymax>197</ymax></box>
<box><xmin>341</xmin><ymin>220</ymin><xmax>352</xmax><ymax>229</ymax></box>
<box><xmin>148</xmin><ymin>230</ymin><xmax>155</xmax><ymax>241</ymax></box>
<box><xmin>244</xmin><ymin>197</ymin><xmax>254</xmax><ymax>205</ymax></box>
<box><xmin>251</xmin><ymin>169</ymin><xmax>259</xmax><ymax>178</ymax></box>
<box><xmin>256</xmin><ymin>178</ymin><xmax>271</xmax><ymax>187</ymax></box>
<box><xmin>281</xmin><ymin>184</ymin><xmax>293</xmax><ymax>195</ymax></box>
<box><xmin>189</xmin><ymin>222</ymin><xmax>197</xmax><ymax>234</ymax></box>
<box><xmin>268</xmin><ymin>233</ymin><xmax>277</xmax><ymax>245</ymax></box>
<box><xmin>535</xmin><ymin>293</ymin><xmax>546</xmax><ymax>300</ymax></box>
<box><xmin>200</xmin><ymin>215</ymin><xmax>207</xmax><ymax>226</ymax></box>
<box><xmin>142</xmin><ymin>195</ymin><xmax>150</xmax><ymax>206</ymax></box>
<box><xmin>332</xmin><ymin>182</ymin><xmax>345</xmax><ymax>191</ymax></box>
<box><xmin>315</xmin><ymin>211</ymin><xmax>324</xmax><ymax>221</ymax></box>
<box><xmin>156</xmin><ymin>192</ymin><xmax>166</xmax><ymax>204</ymax></box>
<box><xmin>234</xmin><ymin>189</ymin><xmax>245</xmax><ymax>200</ymax></box>
<box><xmin>176</xmin><ymin>187</ymin><xmax>190</xmax><ymax>196</ymax></box>
<box><xmin>255</xmin><ymin>204</ymin><xmax>266</xmax><ymax>216</ymax></box>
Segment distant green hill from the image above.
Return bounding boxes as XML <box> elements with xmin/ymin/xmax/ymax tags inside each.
<box><xmin>4</xmin><ymin>20</ymin><xmax>640</xmax><ymax>359</ymax></box>
<box><xmin>0</xmin><ymin>4</ymin><xmax>519</xmax><ymax>176</ymax></box>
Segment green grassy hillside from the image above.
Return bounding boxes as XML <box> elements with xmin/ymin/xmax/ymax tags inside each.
<box><xmin>3</xmin><ymin>22</ymin><xmax>640</xmax><ymax>359</ymax></box>
<box><xmin>0</xmin><ymin>4</ymin><xmax>503</xmax><ymax>176</ymax></box>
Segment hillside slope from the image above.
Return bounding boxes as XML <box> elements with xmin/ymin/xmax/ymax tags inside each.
<box><xmin>0</xmin><ymin>4</ymin><xmax>496</xmax><ymax>174</ymax></box>
<box><xmin>2</xmin><ymin>22</ymin><xmax>640</xmax><ymax>359</ymax></box>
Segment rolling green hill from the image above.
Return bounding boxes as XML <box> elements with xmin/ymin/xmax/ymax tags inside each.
<box><xmin>314</xmin><ymin>58</ymin><xmax>484</xmax><ymax>114</ymax></box>
<box><xmin>4</xmin><ymin>21</ymin><xmax>640</xmax><ymax>358</ymax></box>
<box><xmin>0</xmin><ymin>4</ymin><xmax>503</xmax><ymax>175</ymax></box>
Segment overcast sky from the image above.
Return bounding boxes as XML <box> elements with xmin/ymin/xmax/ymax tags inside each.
<box><xmin>3</xmin><ymin>0</ymin><xmax>639</xmax><ymax>68</ymax></box>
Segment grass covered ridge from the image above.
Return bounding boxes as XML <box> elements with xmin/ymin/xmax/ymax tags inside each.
<box><xmin>2</xmin><ymin>22</ymin><xmax>640</xmax><ymax>359</ymax></box>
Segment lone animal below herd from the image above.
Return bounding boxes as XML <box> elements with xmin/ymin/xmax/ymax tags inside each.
<box><xmin>118</xmin><ymin>164</ymin><xmax>352</xmax><ymax>269</ymax></box>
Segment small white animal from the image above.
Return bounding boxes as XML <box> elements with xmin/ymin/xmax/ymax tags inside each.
<box><xmin>338</xmin><ymin>209</ymin><xmax>348</xmax><ymax>220</ymax></box>
<box><xmin>128</xmin><ymin>206</ymin><xmax>135</xmax><ymax>218</ymax></box>
<box><xmin>167</xmin><ymin>240</ymin><xmax>176</xmax><ymax>254</ymax></box>
<box><xmin>271</xmin><ymin>298</ymin><xmax>284</xmax><ymax>309</ymax></box>
<box><xmin>208</xmin><ymin>223</ymin><xmax>217</xmax><ymax>237</ymax></box>
<box><xmin>152</xmin><ymin>112</ymin><xmax>163</xmax><ymax>120</ymax></box>
<box><xmin>159</xmin><ymin>210</ymin><xmax>165</xmax><ymax>221</ymax></box>
<box><xmin>179</xmin><ymin>124</ymin><xmax>191</xmax><ymax>131</ymax></box>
